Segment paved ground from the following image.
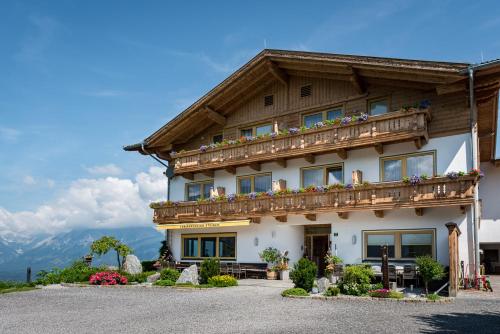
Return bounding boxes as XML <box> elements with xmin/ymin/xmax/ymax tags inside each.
<box><xmin>1</xmin><ymin>279</ymin><xmax>500</xmax><ymax>334</ymax></box>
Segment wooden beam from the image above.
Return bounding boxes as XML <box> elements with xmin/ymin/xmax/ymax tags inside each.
<box><xmin>304</xmin><ymin>214</ymin><xmax>316</xmax><ymax>221</ymax></box>
<box><xmin>182</xmin><ymin>173</ymin><xmax>194</xmax><ymax>181</ymax></box>
<box><xmin>304</xmin><ymin>154</ymin><xmax>315</xmax><ymax>164</ymax></box>
<box><xmin>349</xmin><ymin>66</ymin><xmax>365</xmax><ymax>94</ymax></box>
<box><xmin>374</xmin><ymin>210</ymin><xmax>384</xmax><ymax>218</ymax></box>
<box><xmin>374</xmin><ymin>144</ymin><xmax>384</xmax><ymax>155</ymax></box>
<box><xmin>204</xmin><ymin>106</ymin><xmax>226</xmax><ymax>125</ymax></box>
<box><xmin>202</xmin><ymin>170</ymin><xmax>214</xmax><ymax>178</ymax></box>
<box><xmin>337</xmin><ymin>212</ymin><xmax>348</xmax><ymax>220</ymax></box>
<box><xmin>337</xmin><ymin>149</ymin><xmax>348</xmax><ymax>160</ymax></box>
<box><xmin>414</xmin><ymin>138</ymin><xmax>422</xmax><ymax>150</ymax></box>
<box><xmin>460</xmin><ymin>205</ymin><xmax>467</xmax><ymax>214</ymax></box>
<box><xmin>276</xmin><ymin>158</ymin><xmax>287</xmax><ymax>168</ymax></box>
<box><xmin>251</xmin><ymin>217</ymin><xmax>261</xmax><ymax>224</ymax></box>
<box><xmin>224</xmin><ymin>166</ymin><xmax>236</xmax><ymax>174</ymax></box>
<box><xmin>415</xmin><ymin>208</ymin><xmax>424</xmax><ymax>216</ymax></box>
<box><xmin>267</xmin><ymin>61</ymin><xmax>289</xmax><ymax>86</ymax></box>
<box><xmin>436</xmin><ymin>81</ymin><xmax>466</xmax><ymax>95</ymax></box>
<box><xmin>274</xmin><ymin>215</ymin><xmax>287</xmax><ymax>223</ymax></box>
<box><xmin>249</xmin><ymin>162</ymin><xmax>261</xmax><ymax>171</ymax></box>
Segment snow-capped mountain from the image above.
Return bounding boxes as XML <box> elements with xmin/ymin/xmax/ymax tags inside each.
<box><xmin>0</xmin><ymin>227</ymin><xmax>164</xmax><ymax>281</ymax></box>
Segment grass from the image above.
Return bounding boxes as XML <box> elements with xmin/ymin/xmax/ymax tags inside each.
<box><xmin>426</xmin><ymin>293</ymin><xmax>441</xmax><ymax>301</ymax></box>
<box><xmin>0</xmin><ymin>281</ymin><xmax>37</xmax><ymax>294</ymax></box>
<box><xmin>281</xmin><ymin>288</ymin><xmax>309</xmax><ymax>297</ymax></box>
<box><xmin>174</xmin><ymin>283</ymin><xmax>214</xmax><ymax>289</ymax></box>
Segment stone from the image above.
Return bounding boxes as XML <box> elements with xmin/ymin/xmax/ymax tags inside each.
<box><xmin>147</xmin><ymin>272</ymin><xmax>161</xmax><ymax>283</ymax></box>
<box><xmin>123</xmin><ymin>255</ymin><xmax>142</xmax><ymax>275</ymax></box>
<box><xmin>176</xmin><ymin>264</ymin><xmax>199</xmax><ymax>285</ymax></box>
<box><xmin>317</xmin><ymin>277</ymin><xmax>330</xmax><ymax>293</ymax></box>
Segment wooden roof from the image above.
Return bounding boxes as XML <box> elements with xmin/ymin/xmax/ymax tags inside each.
<box><xmin>124</xmin><ymin>49</ymin><xmax>500</xmax><ymax>163</ymax></box>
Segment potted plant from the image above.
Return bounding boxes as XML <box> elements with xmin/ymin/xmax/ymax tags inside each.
<box><xmin>277</xmin><ymin>250</ymin><xmax>290</xmax><ymax>280</ymax></box>
<box><xmin>259</xmin><ymin>247</ymin><xmax>281</xmax><ymax>280</ymax></box>
<box><xmin>324</xmin><ymin>253</ymin><xmax>343</xmax><ymax>283</ymax></box>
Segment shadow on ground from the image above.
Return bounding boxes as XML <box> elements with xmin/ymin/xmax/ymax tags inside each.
<box><xmin>415</xmin><ymin>312</ymin><xmax>500</xmax><ymax>333</ymax></box>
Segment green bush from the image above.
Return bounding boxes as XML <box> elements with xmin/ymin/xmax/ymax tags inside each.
<box><xmin>289</xmin><ymin>258</ymin><xmax>317</xmax><ymax>292</ymax></box>
<box><xmin>0</xmin><ymin>281</ymin><xmax>36</xmax><ymax>294</ymax></box>
<box><xmin>207</xmin><ymin>275</ymin><xmax>238</xmax><ymax>287</ymax></box>
<box><xmin>324</xmin><ymin>286</ymin><xmax>340</xmax><ymax>297</ymax></box>
<box><xmin>368</xmin><ymin>289</ymin><xmax>403</xmax><ymax>299</ymax></box>
<box><xmin>426</xmin><ymin>293</ymin><xmax>441</xmax><ymax>301</ymax></box>
<box><xmin>36</xmin><ymin>261</ymin><xmax>104</xmax><ymax>285</ymax></box>
<box><xmin>141</xmin><ymin>260</ymin><xmax>157</xmax><ymax>272</ymax></box>
<box><xmin>122</xmin><ymin>271</ymin><xmax>157</xmax><ymax>283</ymax></box>
<box><xmin>154</xmin><ymin>279</ymin><xmax>175</xmax><ymax>286</ymax></box>
<box><xmin>160</xmin><ymin>268</ymin><xmax>180</xmax><ymax>282</ymax></box>
<box><xmin>199</xmin><ymin>258</ymin><xmax>220</xmax><ymax>284</ymax></box>
<box><xmin>339</xmin><ymin>265</ymin><xmax>374</xmax><ymax>296</ymax></box>
<box><xmin>281</xmin><ymin>288</ymin><xmax>309</xmax><ymax>297</ymax></box>
<box><xmin>416</xmin><ymin>256</ymin><xmax>444</xmax><ymax>295</ymax></box>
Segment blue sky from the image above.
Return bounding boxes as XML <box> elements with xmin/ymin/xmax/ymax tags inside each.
<box><xmin>0</xmin><ymin>1</ymin><xmax>499</xmax><ymax>236</ymax></box>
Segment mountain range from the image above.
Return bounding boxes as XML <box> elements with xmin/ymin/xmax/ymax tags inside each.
<box><xmin>0</xmin><ymin>227</ymin><xmax>164</xmax><ymax>281</ymax></box>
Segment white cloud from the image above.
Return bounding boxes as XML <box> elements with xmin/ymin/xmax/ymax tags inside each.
<box><xmin>86</xmin><ymin>163</ymin><xmax>123</xmax><ymax>176</ymax></box>
<box><xmin>23</xmin><ymin>175</ymin><xmax>36</xmax><ymax>185</ymax></box>
<box><xmin>0</xmin><ymin>167</ymin><xmax>168</xmax><ymax>241</ymax></box>
<box><xmin>0</xmin><ymin>127</ymin><xmax>21</xmax><ymax>142</ymax></box>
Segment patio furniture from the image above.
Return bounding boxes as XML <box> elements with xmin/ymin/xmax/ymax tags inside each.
<box><xmin>220</xmin><ymin>262</ymin><xmax>229</xmax><ymax>275</ymax></box>
<box><xmin>231</xmin><ymin>263</ymin><xmax>247</xmax><ymax>279</ymax></box>
<box><xmin>402</xmin><ymin>265</ymin><xmax>418</xmax><ymax>287</ymax></box>
<box><xmin>241</xmin><ymin>263</ymin><xmax>268</xmax><ymax>279</ymax></box>
<box><xmin>388</xmin><ymin>265</ymin><xmax>401</xmax><ymax>285</ymax></box>
<box><xmin>372</xmin><ymin>265</ymin><xmax>382</xmax><ymax>278</ymax></box>
<box><xmin>333</xmin><ymin>264</ymin><xmax>344</xmax><ymax>282</ymax></box>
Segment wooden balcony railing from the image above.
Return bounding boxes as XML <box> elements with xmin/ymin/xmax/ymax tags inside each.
<box><xmin>153</xmin><ymin>176</ymin><xmax>475</xmax><ymax>225</ymax></box>
<box><xmin>172</xmin><ymin>109</ymin><xmax>430</xmax><ymax>175</ymax></box>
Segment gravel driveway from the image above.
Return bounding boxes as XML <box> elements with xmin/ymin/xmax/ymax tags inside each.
<box><xmin>1</xmin><ymin>282</ymin><xmax>500</xmax><ymax>334</ymax></box>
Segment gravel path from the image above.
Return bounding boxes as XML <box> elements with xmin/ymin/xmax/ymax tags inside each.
<box><xmin>1</xmin><ymin>283</ymin><xmax>500</xmax><ymax>334</ymax></box>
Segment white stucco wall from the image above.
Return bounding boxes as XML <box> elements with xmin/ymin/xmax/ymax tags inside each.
<box><xmin>478</xmin><ymin>163</ymin><xmax>500</xmax><ymax>243</ymax></box>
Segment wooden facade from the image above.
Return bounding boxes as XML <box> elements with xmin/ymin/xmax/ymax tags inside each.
<box><xmin>153</xmin><ymin>176</ymin><xmax>476</xmax><ymax>225</ymax></box>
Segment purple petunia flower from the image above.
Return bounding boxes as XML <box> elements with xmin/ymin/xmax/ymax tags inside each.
<box><xmin>446</xmin><ymin>171</ymin><xmax>459</xmax><ymax>180</ymax></box>
<box><xmin>199</xmin><ymin>145</ymin><xmax>208</xmax><ymax>152</ymax></box>
<box><xmin>289</xmin><ymin>128</ymin><xmax>299</xmax><ymax>135</ymax></box>
<box><xmin>409</xmin><ymin>175</ymin><xmax>421</xmax><ymax>186</ymax></box>
<box><xmin>358</xmin><ymin>113</ymin><xmax>369</xmax><ymax>122</ymax></box>
<box><xmin>314</xmin><ymin>121</ymin><xmax>325</xmax><ymax>128</ymax></box>
<box><xmin>247</xmin><ymin>192</ymin><xmax>257</xmax><ymax>200</ymax></box>
<box><xmin>270</xmin><ymin>132</ymin><xmax>278</xmax><ymax>138</ymax></box>
<box><xmin>227</xmin><ymin>193</ymin><xmax>236</xmax><ymax>203</ymax></box>
<box><xmin>344</xmin><ymin>183</ymin><xmax>353</xmax><ymax>189</ymax></box>
<box><xmin>266</xmin><ymin>190</ymin><xmax>275</xmax><ymax>197</ymax></box>
<box><xmin>419</xmin><ymin>100</ymin><xmax>431</xmax><ymax>109</ymax></box>
<box><xmin>341</xmin><ymin>116</ymin><xmax>352</xmax><ymax>125</ymax></box>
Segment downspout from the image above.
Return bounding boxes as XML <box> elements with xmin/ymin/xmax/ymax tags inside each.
<box><xmin>468</xmin><ymin>66</ymin><xmax>481</xmax><ymax>281</ymax></box>
<box><xmin>141</xmin><ymin>142</ymin><xmax>173</xmax><ymax>249</ymax></box>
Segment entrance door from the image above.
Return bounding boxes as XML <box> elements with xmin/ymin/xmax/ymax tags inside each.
<box><xmin>312</xmin><ymin>235</ymin><xmax>329</xmax><ymax>276</ymax></box>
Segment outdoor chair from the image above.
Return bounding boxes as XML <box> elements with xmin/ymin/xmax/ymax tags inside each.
<box><xmin>402</xmin><ymin>265</ymin><xmax>418</xmax><ymax>287</ymax></box>
<box><xmin>231</xmin><ymin>263</ymin><xmax>247</xmax><ymax>279</ymax></box>
<box><xmin>220</xmin><ymin>262</ymin><xmax>229</xmax><ymax>275</ymax></box>
<box><xmin>388</xmin><ymin>265</ymin><xmax>400</xmax><ymax>285</ymax></box>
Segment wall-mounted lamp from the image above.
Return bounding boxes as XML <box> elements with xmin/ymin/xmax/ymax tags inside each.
<box><xmin>254</xmin><ymin>237</ymin><xmax>259</xmax><ymax>246</ymax></box>
<box><xmin>352</xmin><ymin>235</ymin><xmax>357</xmax><ymax>245</ymax></box>
<box><xmin>271</xmin><ymin>231</ymin><xmax>276</xmax><ymax>238</ymax></box>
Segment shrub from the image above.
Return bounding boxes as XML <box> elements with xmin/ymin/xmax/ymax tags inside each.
<box><xmin>0</xmin><ymin>281</ymin><xmax>36</xmax><ymax>294</ymax></box>
<box><xmin>416</xmin><ymin>256</ymin><xmax>444</xmax><ymax>295</ymax></box>
<box><xmin>36</xmin><ymin>261</ymin><xmax>104</xmax><ymax>285</ymax></box>
<box><xmin>154</xmin><ymin>279</ymin><xmax>175</xmax><ymax>286</ymax></box>
<box><xmin>426</xmin><ymin>293</ymin><xmax>441</xmax><ymax>301</ymax></box>
<box><xmin>368</xmin><ymin>289</ymin><xmax>403</xmax><ymax>299</ymax></box>
<box><xmin>324</xmin><ymin>286</ymin><xmax>340</xmax><ymax>297</ymax></box>
<box><xmin>199</xmin><ymin>258</ymin><xmax>220</xmax><ymax>284</ymax></box>
<box><xmin>123</xmin><ymin>271</ymin><xmax>157</xmax><ymax>283</ymax></box>
<box><xmin>281</xmin><ymin>288</ymin><xmax>309</xmax><ymax>297</ymax></box>
<box><xmin>289</xmin><ymin>258</ymin><xmax>317</xmax><ymax>292</ymax></box>
<box><xmin>259</xmin><ymin>247</ymin><xmax>281</xmax><ymax>266</ymax></box>
<box><xmin>160</xmin><ymin>268</ymin><xmax>180</xmax><ymax>282</ymax></box>
<box><xmin>208</xmin><ymin>275</ymin><xmax>238</xmax><ymax>287</ymax></box>
<box><xmin>141</xmin><ymin>261</ymin><xmax>157</xmax><ymax>272</ymax></box>
<box><xmin>339</xmin><ymin>265</ymin><xmax>374</xmax><ymax>296</ymax></box>
<box><xmin>89</xmin><ymin>272</ymin><xmax>128</xmax><ymax>285</ymax></box>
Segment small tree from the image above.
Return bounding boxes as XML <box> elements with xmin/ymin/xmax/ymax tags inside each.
<box><xmin>90</xmin><ymin>236</ymin><xmax>132</xmax><ymax>268</ymax></box>
<box><xmin>290</xmin><ymin>258</ymin><xmax>317</xmax><ymax>292</ymax></box>
<box><xmin>416</xmin><ymin>255</ymin><xmax>444</xmax><ymax>295</ymax></box>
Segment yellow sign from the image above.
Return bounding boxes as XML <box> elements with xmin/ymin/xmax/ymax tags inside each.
<box><xmin>156</xmin><ymin>219</ymin><xmax>251</xmax><ymax>230</ymax></box>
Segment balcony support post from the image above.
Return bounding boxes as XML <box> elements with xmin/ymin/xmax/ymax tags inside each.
<box><xmin>374</xmin><ymin>210</ymin><xmax>384</xmax><ymax>218</ymax></box>
<box><xmin>249</xmin><ymin>162</ymin><xmax>261</xmax><ymax>171</ymax></box>
<box><xmin>374</xmin><ymin>143</ymin><xmax>384</xmax><ymax>155</ymax></box>
<box><xmin>337</xmin><ymin>212</ymin><xmax>348</xmax><ymax>220</ymax></box>
<box><xmin>415</xmin><ymin>208</ymin><xmax>424</xmax><ymax>216</ymax></box>
<box><xmin>202</xmin><ymin>170</ymin><xmax>214</xmax><ymax>178</ymax></box>
<box><xmin>274</xmin><ymin>215</ymin><xmax>287</xmax><ymax>223</ymax></box>
<box><xmin>304</xmin><ymin>154</ymin><xmax>315</xmax><ymax>164</ymax></box>
<box><xmin>336</xmin><ymin>149</ymin><xmax>348</xmax><ymax>160</ymax></box>
<box><xmin>182</xmin><ymin>173</ymin><xmax>194</xmax><ymax>180</ymax></box>
<box><xmin>276</xmin><ymin>158</ymin><xmax>287</xmax><ymax>168</ymax></box>
<box><xmin>225</xmin><ymin>166</ymin><xmax>236</xmax><ymax>174</ymax></box>
<box><xmin>304</xmin><ymin>213</ymin><xmax>316</xmax><ymax>221</ymax></box>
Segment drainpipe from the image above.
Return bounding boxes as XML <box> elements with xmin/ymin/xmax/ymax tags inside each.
<box><xmin>468</xmin><ymin>66</ymin><xmax>481</xmax><ymax>282</ymax></box>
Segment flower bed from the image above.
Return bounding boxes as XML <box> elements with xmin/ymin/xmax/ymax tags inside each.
<box><xmin>89</xmin><ymin>272</ymin><xmax>128</xmax><ymax>285</ymax></box>
<box><xmin>368</xmin><ymin>288</ymin><xmax>403</xmax><ymax>299</ymax></box>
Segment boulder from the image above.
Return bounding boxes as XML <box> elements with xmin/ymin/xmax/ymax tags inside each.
<box><xmin>176</xmin><ymin>264</ymin><xmax>199</xmax><ymax>285</ymax></box>
<box><xmin>147</xmin><ymin>272</ymin><xmax>161</xmax><ymax>283</ymax></box>
<box><xmin>317</xmin><ymin>277</ymin><xmax>330</xmax><ymax>294</ymax></box>
<box><xmin>123</xmin><ymin>255</ymin><xmax>142</xmax><ymax>275</ymax></box>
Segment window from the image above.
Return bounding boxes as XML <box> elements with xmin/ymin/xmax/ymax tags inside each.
<box><xmin>182</xmin><ymin>233</ymin><xmax>236</xmax><ymax>259</ymax></box>
<box><xmin>237</xmin><ymin>173</ymin><xmax>272</xmax><ymax>194</ymax></box>
<box><xmin>264</xmin><ymin>95</ymin><xmax>274</xmax><ymax>107</ymax></box>
<box><xmin>363</xmin><ymin>229</ymin><xmax>435</xmax><ymax>260</ymax></box>
<box><xmin>212</xmin><ymin>134</ymin><xmax>223</xmax><ymax>144</ymax></box>
<box><xmin>301</xmin><ymin>164</ymin><xmax>343</xmax><ymax>187</ymax></box>
<box><xmin>302</xmin><ymin>108</ymin><xmax>343</xmax><ymax>127</ymax></box>
<box><xmin>300</xmin><ymin>84</ymin><xmax>312</xmax><ymax>97</ymax></box>
<box><xmin>369</xmin><ymin>98</ymin><xmax>389</xmax><ymax>116</ymax></box>
<box><xmin>240</xmin><ymin>123</ymin><xmax>273</xmax><ymax>137</ymax></box>
<box><xmin>381</xmin><ymin>152</ymin><xmax>435</xmax><ymax>182</ymax></box>
<box><xmin>185</xmin><ymin>180</ymin><xmax>214</xmax><ymax>201</ymax></box>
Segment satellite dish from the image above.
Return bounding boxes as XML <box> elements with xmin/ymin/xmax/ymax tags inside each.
<box><xmin>164</xmin><ymin>165</ymin><xmax>175</xmax><ymax>179</ymax></box>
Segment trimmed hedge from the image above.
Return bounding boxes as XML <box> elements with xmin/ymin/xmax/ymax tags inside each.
<box><xmin>154</xmin><ymin>279</ymin><xmax>175</xmax><ymax>286</ymax></box>
<box><xmin>200</xmin><ymin>258</ymin><xmax>220</xmax><ymax>284</ymax></box>
<box><xmin>160</xmin><ymin>268</ymin><xmax>180</xmax><ymax>282</ymax></box>
<box><xmin>324</xmin><ymin>286</ymin><xmax>340</xmax><ymax>297</ymax></box>
<box><xmin>281</xmin><ymin>288</ymin><xmax>309</xmax><ymax>297</ymax></box>
<box><xmin>289</xmin><ymin>258</ymin><xmax>317</xmax><ymax>292</ymax></box>
<box><xmin>207</xmin><ymin>275</ymin><xmax>238</xmax><ymax>287</ymax></box>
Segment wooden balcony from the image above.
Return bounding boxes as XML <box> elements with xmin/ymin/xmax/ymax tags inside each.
<box><xmin>153</xmin><ymin>176</ymin><xmax>475</xmax><ymax>225</ymax></box>
<box><xmin>172</xmin><ymin>109</ymin><xmax>430</xmax><ymax>176</ymax></box>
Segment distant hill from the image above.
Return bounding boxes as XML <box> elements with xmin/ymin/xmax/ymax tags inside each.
<box><xmin>0</xmin><ymin>227</ymin><xmax>164</xmax><ymax>281</ymax></box>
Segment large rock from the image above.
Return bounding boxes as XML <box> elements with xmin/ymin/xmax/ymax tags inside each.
<box><xmin>123</xmin><ymin>255</ymin><xmax>142</xmax><ymax>274</ymax></box>
<box><xmin>147</xmin><ymin>272</ymin><xmax>161</xmax><ymax>283</ymax></box>
<box><xmin>317</xmin><ymin>277</ymin><xmax>330</xmax><ymax>294</ymax></box>
<box><xmin>176</xmin><ymin>264</ymin><xmax>199</xmax><ymax>285</ymax></box>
